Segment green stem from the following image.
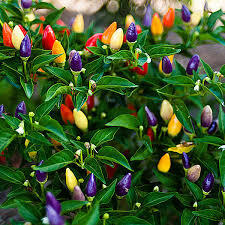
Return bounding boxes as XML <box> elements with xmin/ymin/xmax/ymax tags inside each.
<box><xmin>33</xmin><ymin>190</ymin><xmax>43</xmax><ymax>203</ymax></box>
<box><xmin>23</xmin><ymin>60</ymin><xmax>29</xmax><ymax>82</ymax></box>
<box><xmin>80</xmin><ymin>150</ymin><xmax>84</xmax><ymax>169</ymax></box>
<box><xmin>0</xmin><ymin>19</ymin><xmax>3</xmax><ymax>27</ymax></box>
<box><xmin>40</xmin><ymin>183</ymin><xmax>45</xmax><ymax>199</ymax></box>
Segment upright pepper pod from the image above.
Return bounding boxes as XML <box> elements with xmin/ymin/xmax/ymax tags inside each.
<box><xmin>46</xmin><ymin>205</ymin><xmax>64</xmax><ymax>225</ymax></box>
<box><xmin>15</xmin><ymin>101</ymin><xmax>27</xmax><ymax>120</ymax></box>
<box><xmin>57</xmin><ymin>19</ymin><xmax>70</xmax><ymax>36</ymax></box>
<box><xmin>12</xmin><ymin>25</ymin><xmax>25</xmax><ymax>50</ymax></box>
<box><xmin>190</xmin><ymin>12</ymin><xmax>202</xmax><ymax>26</ymax></box>
<box><xmin>132</xmin><ymin>62</ymin><xmax>148</xmax><ymax>75</ymax></box>
<box><xmin>163</xmin><ymin>8</ymin><xmax>175</xmax><ymax>29</ymax></box>
<box><xmin>2</xmin><ymin>23</ymin><xmax>14</xmax><ymax>48</ymax></box>
<box><xmin>181</xmin><ymin>5</ymin><xmax>191</xmax><ymax>23</ymax></box>
<box><xmin>182</xmin><ymin>152</ymin><xmax>191</xmax><ymax>169</ymax></box>
<box><xmin>20</xmin><ymin>34</ymin><xmax>31</xmax><ymax>59</ymax></box>
<box><xmin>125</xmin><ymin>14</ymin><xmax>135</xmax><ymax>29</ymax></box>
<box><xmin>21</xmin><ymin>0</ymin><xmax>32</xmax><ymax>9</ymax></box>
<box><xmin>159</xmin><ymin>55</ymin><xmax>174</xmax><ymax>73</ymax></box>
<box><xmin>126</xmin><ymin>22</ymin><xmax>138</xmax><ymax>43</ymax></box>
<box><xmin>72</xmin><ymin>14</ymin><xmax>84</xmax><ymax>33</ymax></box>
<box><xmin>46</xmin><ymin>192</ymin><xmax>61</xmax><ymax>214</ymax></box>
<box><xmin>207</xmin><ymin>120</ymin><xmax>218</xmax><ymax>134</ymax></box>
<box><xmin>36</xmin><ymin>160</ymin><xmax>48</xmax><ymax>183</ymax></box>
<box><xmin>143</xmin><ymin>4</ymin><xmax>152</xmax><ymax>27</ymax></box>
<box><xmin>65</xmin><ymin>94</ymin><xmax>74</xmax><ymax>110</ymax></box>
<box><xmin>85</xmin><ymin>33</ymin><xmax>103</xmax><ymax>53</ymax></box>
<box><xmin>202</xmin><ymin>173</ymin><xmax>214</xmax><ymax>194</ymax></box>
<box><xmin>73</xmin><ymin>108</ymin><xmax>88</xmax><ymax>132</ymax></box>
<box><xmin>186</xmin><ymin>54</ymin><xmax>200</xmax><ymax>75</ymax></box>
<box><xmin>52</xmin><ymin>40</ymin><xmax>66</xmax><ymax>65</ymax></box>
<box><xmin>101</xmin><ymin>22</ymin><xmax>117</xmax><ymax>45</ymax></box>
<box><xmin>168</xmin><ymin>114</ymin><xmax>182</xmax><ymax>137</ymax></box>
<box><xmin>87</xmin><ymin>95</ymin><xmax>95</xmax><ymax>111</ymax></box>
<box><xmin>60</xmin><ymin>104</ymin><xmax>75</xmax><ymax>125</ymax></box>
<box><xmin>145</xmin><ymin>106</ymin><xmax>157</xmax><ymax>127</ymax></box>
<box><xmin>201</xmin><ymin>105</ymin><xmax>212</xmax><ymax>128</ymax></box>
<box><xmin>65</xmin><ymin>168</ymin><xmax>78</xmax><ymax>192</ymax></box>
<box><xmin>86</xmin><ymin>173</ymin><xmax>97</xmax><ymax>199</ymax></box>
<box><xmin>187</xmin><ymin>165</ymin><xmax>201</xmax><ymax>182</ymax></box>
<box><xmin>73</xmin><ymin>185</ymin><xmax>85</xmax><ymax>201</ymax></box>
<box><xmin>115</xmin><ymin>173</ymin><xmax>132</xmax><ymax>197</ymax></box>
<box><xmin>157</xmin><ymin>153</ymin><xmax>171</xmax><ymax>173</ymax></box>
<box><xmin>151</xmin><ymin>13</ymin><xmax>163</xmax><ymax>40</ymax></box>
<box><xmin>147</xmin><ymin>127</ymin><xmax>154</xmax><ymax>142</ymax></box>
<box><xmin>0</xmin><ymin>104</ymin><xmax>5</xmax><ymax>118</ymax></box>
<box><xmin>110</xmin><ymin>28</ymin><xmax>123</xmax><ymax>51</ymax></box>
<box><xmin>162</xmin><ymin>56</ymin><xmax>173</xmax><ymax>75</ymax></box>
<box><xmin>70</xmin><ymin>51</ymin><xmax>82</xmax><ymax>72</ymax></box>
<box><xmin>106</xmin><ymin>163</ymin><xmax>118</xmax><ymax>179</ymax></box>
<box><xmin>42</xmin><ymin>25</ymin><xmax>56</xmax><ymax>50</ymax></box>
<box><xmin>160</xmin><ymin>100</ymin><xmax>173</xmax><ymax>123</ymax></box>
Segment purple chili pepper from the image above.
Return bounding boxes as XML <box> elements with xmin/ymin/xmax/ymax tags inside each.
<box><xmin>115</xmin><ymin>173</ymin><xmax>132</xmax><ymax>197</ymax></box>
<box><xmin>181</xmin><ymin>5</ymin><xmax>191</xmax><ymax>23</ymax></box>
<box><xmin>86</xmin><ymin>173</ymin><xmax>97</xmax><ymax>197</ymax></box>
<box><xmin>69</xmin><ymin>17</ymin><xmax>75</xmax><ymax>29</ymax></box>
<box><xmin>15</xmin><ymin>101</ymin><xmax>26</xmax><ymax>120</ymax></box>
<box><xmin>126</xmin><ymin>22</ymin><xmax>138</xmax><ymax>43</ymax></box>
<box><xmin>201</xmin><ymin>105</ymin><xmax>213</xmax><ymax>128</ymax></box>
<box><xmin>162</xmin><ymin>56</ymin><xmax>173</xmax><ymax>74</ymax></box>
<box><xmin>69</xmin><ymin>50</ymin><xmax>76</xmax><ymax>66</ymax></box>
<box><xmin>70</xmin><ymin>51</ymin><xmax>82</xmax><ymax>72</ymax></box>
<box><xmin>46</xmin><ymin>192</ymin><xmax>61</xmax><ymax>214</ymax></box>
<box><xmin>207</xmin><ymin>120</ymin><xmax>218</xmax><ymax>134</ymax></box>
<box><xmin>0</xmin><ymin>104</ymin><xmax>5</xmax><ymax>118</ymax></box>
<box><xmin>21</xmin><ymin>0</ymin><xmax>32</xmax><ymax>9</ymax></box>
<box><xmin>186</xmin><ymin>54</ymin><xmax>200</xmax><ymax>75</ymax></box>
<box><xmin>20</xmin><ymin>34</ymin><xmax>31</xmax><ymax>58</ymax></box>
<box><xmin>202</xmin><ymin>173</ymin><xmax>214</xmax><ymax>193</ymax></box>
<box><xmin>145</xmin><ymin>106</ymin><xmax>157</xmax><ymax>126</ymax></box>
<box><xmin>36</xmin><ymin>160</ymin><xmax>48</xmax><ymax>183</ymax></box>
<box><xmin>46</xmin><ymin>205</ymin><xmax>64</xmax><ymax>225</ymax></box>
<box><xmin>143</xmin><ymin>4</ymin><xmax>152</xmax><ymax>27</ymax></box>
<box><xmin>73</xmin><ymin>185</ymin><xmax>85</xmax><ymax>201</ymax></box>
<box><xmin>182</xmin><ymin>152</ymin><xmax>191</xmax><ymax>169</ymax></box>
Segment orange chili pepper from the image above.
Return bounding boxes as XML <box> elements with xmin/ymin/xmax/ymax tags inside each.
<box><xmin>101</xmin><ymin>22</ymin><xmax>117</xmax><ymax>45</ymax></box>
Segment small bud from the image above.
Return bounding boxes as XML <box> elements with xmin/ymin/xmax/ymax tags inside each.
<box><xmin>76</xmin><ymin>136</ymin><xmax>81</xmax><ymax>140</ymax></box>
<box><xmin>145</xmin><ymin>106</ymin><xmax>157</xmax><ymax>127</ymax></box>
<box><xmin>78</xmin><ymin>178</ymin><xmax>84</xmax><ymax>183</ymax></box>
<box><xmin>36</xmin><ymin>160</ymin><xmax>48</xmax><ymax>183</ymax></box>
<box><xmin>160</xmin><ymin>100</ymin><xmax>173</xmax><ymax>122</ymax></box>
<box><xmin>84</xmin><ymin>142</ymin><xmax>90</xmax><ymax>149</ymax></box>
<box><xmin>157</xmin><ymin>153</ymin><xmax>171</xmax><ymax>173</ymax></box>
<box><xmin>86</xmin><ymin>173</ymin><xmax>97</xmax><ymax>197</ymax></box>
<box><xmin>153</xmin><ymin>186</ymin><xmax>159</xmax><ymax>192</ymax></box>
<box><xmin>23</xmin><ymin>180</ymin><xmax>29</xmax><ymax>187</ymax></box>
<box><xmin>186</xmin><ymin>54</ymin><xmax>200</xmax><ymax>75</ymax></box>
<box><xmin>181</xmin><ymin>5</ymin><xmax>191</xmax><ymax>23</ymax></box>
<box><xmin>103</xmin><ymin>213</ymin><xmax>110</xmax><ymax>220</ymax></box>
<box><xmin>88</xmin><ymin>90</ymin><xmax>93</xmax><ymax>96</ymax></box>
<box><xmin>187</xmin><ymin>165</ymin><xmax>201</xmax><ymax>182</ymax></box>
<box><xmin>193</xmin><ymin>201</ymin><xmax>198</xmax><ymax>208</ymax></box>
<box><xmin>29</xmin><ymin>112</ymin><xmax>35</xmax><ymax>117</ymax></box>
<box><xmin>135</xmin><ymin>202</ymin><xmax>141</xmax><ymax>208</ymax></box>
<box><xmin>207</xmin><ymin>120</ymin><xmax>218</xmax><ymax>134</ymax></box>
<box><xmin>30</xmin><ymin>171</ymin><xmax>35</xmax><ymax>177</ymax></box>
<box><xmin>202</xmin><ymin>173</ymin><xmax>214</xmax><ymax>194</ymax></box>
<box><xmin>162</xmin><ymin>56</ymin><xmax>173</xmax><ymax>74</ymax></box>
<box><xmin>15</xmin><ymin>101</ymin><xmax>27</xmax><ymax>120</ymax></box>
<box><xmin>73</xmin><ymin>185</ymin><xmax>85</xmax><ymax>201</ymax></box>
<box><xmin>75</xmin><ymin>149</ymin><xmax>81</xmax><ymax>157</ymax></box>
<box><xmin>115</xmin><ymin>173</ymin><xmax>132</xmax><ymax>197</ymax></box>
<box><xmin>182</xmin><ymin>152</ymin><xmax>191</xmax><ymax>169</ymax></box>
<box><xmin>201</xmin><ymin>105</ymin><xmax>213</xmax><ymax>128</ymax></box>
<box><xmin>46</xmin><ymin>192</ymin><xmax>61</xmax><ymax>214</ymax></box>
<box><xmin>101</xmin><ymin>112</ymin><xmax>106</xmax><ymax>119</ymax></box>
<box><xmin>102</xmin><ymin>184</ymin><xmax>107</xmax><ymax>189</ymax></box>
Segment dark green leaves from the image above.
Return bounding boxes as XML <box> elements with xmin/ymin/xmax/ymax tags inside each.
<box><xmin>146</xmin><ymin>45</ymin><xmax>181</xmax><ymax>58</ymax></box>
<box><xmin>219</xmin><ymin>105</ymin><xmax>225</xmax><ymax>135</ymax></box>
<box><xmin>185</xmin><ymin>178</ymin><xmax>203</xmax><ymax>201</ymax></box>
<box><xmin>192</xmin><ymin>209</ymin><xmax>223</xmax><ymax>221</ymax></box>
<box><xmin>45</xmin><ymin>7</ymin><xmax>65</xmax><ymax>25</ymax></box>
<box><xmin>45</xmin><ymin>83</ymin><xmax>70</xmax><ymax>101</ymax></box>
<box><xmin>115</xmin><ymin>216</ymin><xmax>152</xmax><ymax>225</ymax></box>
<box><xmin>107</xmin><ymin>50</ymin><xmax>133</xmax><ymax>60</ymax></box>
<box><xmin>200</xmin><ymin>59</ymin><xmax>214</xmax><ymax>80</ymax></box>
<box><xmin>20</xmin><ymin>78</ymin><xmax>34</xmax><ymax>99</ymax></box>
<box><xmin>194</xmin><ymin>136</ymin><xmax>225</xmax><ymax>146</ymax></box>
<box><xmin>0</xmin><ymin>131</ymin><xmax>16</xmax><ymax>153</ymax></box>
<box><xmin>219</xmin><ymin>150</ymin><xmax>225</xmax><ymax>187</ymax></box>
<box><xmin>181</xmin><ymin>209</ymin><xmax>195</xmax><ymax>225</ymax></box>
<box><xmin>61</xmin><ymin>200</ymin><xmax>88</xmax><ymax>214</ymax></box>
<box><xmin>163</xmin><ymin>75</ymin><xmax>194</xmax><ymax>86</ymax></box>
<box><xmin>207</xmin><ymin>10</ymin><xmax>224</xmax><ymax>30</ymax></box>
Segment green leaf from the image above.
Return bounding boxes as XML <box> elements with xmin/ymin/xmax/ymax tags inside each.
<box><xmin>34</xmin><ymin>150</ymin><xmax>74</xmax><ymax>172</ymax></box>
<box><xmin>20</xmin><ymin>77</ymin><xmax>34</xmax><ymax>99</ymax></box>
<box><xmin>181</xmin><ymin>209</ymin><xmax>196</xmax><ymax>225</ymax></box>
<box><xmin>131</xmin><ymin>145</ymin><xmax>152</xmax><ymax>161</ymax></box>
<box><xmin>106</xmin><ymin>114</ymin><xmax>140</xmax><ymax>131</ymax></box>
<box><xmin>0</xmin><ymin>132</ymin><xmax>16</xmax><ymax>153</ymax></box>
<box><xmin>172</xmin><ymin>99</ymin><xmax>194</xmax><ymax>133</ymax></box>
<box><xmin>3</xmin><ymin>114</ymin><xmax>20</xmax><ymax>130</ymax></box>
<box><xmin>219</xmin><ymin>105</ymin><xmax>225</xmax><ymax>135</ymax></box>
<box><xmin>91</xmin><ymin>127</ymin><xmax>119</xmax><ymax>147</ymax></box>
<box><xmin>0</xmin><ymin>5</ymin><xmax>9</xmax><ymax>23</ymax></box>
<box><xmin>137</xmin><ymin>30</ymin><xmax>148</xmax><ymax>46</ymax></box>
<box><xmin>61</xmin><ymin>31</ymin><xmax>69</xmax><ymax>54</ymax></box>
<box><xmin>76</xmin><ymin>92</ymin><xmax>88</xmax><ymax>111</ymax></box>
<box><xmin>185</xmin><ymin>178</ymin><xmax>203</xmax><ymax>201</ymax></box>
<box><xmin>116</xmin><ymin>216</ymin><xmax>152</xmax><ymax>225</ymax></box>
<box><xmin>45</xmin><ymin>7</ymin><xmax>65</xmax><ymax>25</ymax></box>
<box><xmin>194</xmin><ymin>136</ymin><xmax>225</xmax><ymax>146</ymax></box>
<box><xmin>45</xmin><ymin>84</ymin><xmax>70</xmax><ymax>101</ymax></box>
<box><xmin>87</xmin><ymin>47</ymin><xmax>105</xmax><ymax>56</ymax></box>
<box><xmin>97</xmin><ymin>146</ymin><xmax>132</xmax><ymax>171</ymax></box>
<box><xmin>61</xmin><ymin>200</ymin><xmax>88</xmax><ymax>214</ymax></box>
<box><xmin>200</xmin><ymin>59</ymin><xmax>214</xmax><ymax>80</ymax></box>
<box><xmin>205</xmin><ymin>84</ymin><xmax>224</xmax><ymax>105</ymax></box>
<box><xmin>220</xmin><ymin>64</ymin><xmax>225</xmax><ymax>74</ymax></box>
<box><xmin>175</xmin><ymin>193</ymin><xmax>193</xmax><ymax>207</ymax></box>
<box><xmin>85</xmin><ymin>56</ymin><xmax>105</xmax><ymax>76</ymax></box>
<box><xmin>147</xmin><ymin>46</ymin><xmax>181</xmax><ymax>58</ymax></box>
<box><xmin>219</xmin><ymin>150</ymin><xmax>225</xmax><ymax>187</ymax></box>
<box><xmin>107</xmin><ymin>50</ymin><xmax>133</xmax><ymax>60</ymax></box>
<box><xmin>207</xmin><ymin>10</ymin><xmax>224</xmax><ymax>30</ymax></box>
<box><xmin>0</xmin><ymin>53</ymin><xmax>13</xmax><ymax>61</ymax></box>
<box><xmin>32</xmin><ymin>2</ymin><xmax>56</xmax><ymax>9</ymax></box>
<box><xmin>26</xmin><ymin>132</ymin><xmax>52</xmax><ymax>146</ymax></box>
<box><xmin>0</xmin><ymin>165</ymin><xmax>25</xmax><ymax>184</ymax></box>
<box><xmin>84</xmin><ymin>157</ymin><xmax>105</xmax><ymax>183</ymax></box>
<box><xmin>1</xmin><ymin>3</ymin><xmax>22</xmax><ymax>18</ymax></box>
<box><xmin>143</xmin><ymin>192</ymin><xmax>175</xmax><ymax>207</ymax></box>
<box><xmin>163</xmin><ymin>75</ymin><xmax>195</xmax><ymax>86</ymax></box>
<box><xmin>192</xmin><ymin>209</ymin><xmax>223</xmax><ymax>221</ymax></box>
<box><xmin>95</xmin><ymin>179</ymin><xmax>117</xmax><ymax>204</ymax></box>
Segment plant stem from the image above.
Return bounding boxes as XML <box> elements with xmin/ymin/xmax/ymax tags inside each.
<box><xmin>23</xmin><ymin>60</ymin><xmax>29</xmax><ymax>82</ymax></box>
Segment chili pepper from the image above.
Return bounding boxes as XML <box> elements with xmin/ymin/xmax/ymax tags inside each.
<box><xmin>182</xmin><ymin>152</ymin><xmax>191</xmax><ymax>169</ymax></box>
<box><xmin>126</xmin><ymin>22</ymin><xmax>137</xmax><ymax>43</ymax></box>
<box><xmin>35</xmin><ymin>160</ymin><xmax>48</xmax><ymax>183</ymax></box>
<box><xmin>72</xmin><ymin>14</ymin><xmax>84</xmax><ymax>33</ymax></box>
<box><xmin>69</xmin><ymin>17</ymin><xmax>75</xmax><ymax>29</ymax></box>
<box><xmin>163</xmin><ymin>8</ymin><xmax>175</xmax><ymax>29</ymax></box>
<box><xmin>60</xmin><ymin>104</ymin><xmax>74</xmax><ymax>125</ymax></box>
<box><xmin>73</xmin><ymin>185</ymin><xmax>85</xmax><ymax>201</ymax></box>
<box><xmin>106</xmin><ymin>163</ymin><xmax>118</xmax><ymax>179</ymax></box>
<box><xmin>42</xmin><ymin>25</ymin><xmax>56</xmax><ymax>50</ymax></box>
<box><xmin>132</xmin><ymin>62</ymin><xmax>148</xmax><ymax>75</ymax></box>
<box><xmin>0</xmin><ymin>104</ymin><xmax>5</xmax><ymax>118</ymax></box>
<box><xmin>70</xmin><ymin>51</ymin><xmax>82</xmax><ymax>72</ymax></box>
<box><xmin>187</xmin><ymin>165</ymin><xmax>201</xmax><ymax>182</ymax></box>
<box><xmin>101</xmin><ymin>22</ymin><xmax>117</xmax><ymax>45</ymax></box>
<box><xmin>37</xmin><ymin>16</ymin><xmax>45</xmax><ymax>35</ymax></box>
<box><xmin>15</xmin><ymin>101</ymin><xmax>27</xmax><ymax>120</ymax></box>
<box><xmin>183</xmin><ymin>120</ymin><xmax>195</xmax><ymax>135</ymax></box>
<box><xmin>73</xmin><ymin>108</ymin><xmax>88</xmax><ymax>132</ymax></box>
<box><xmin>168</xmin><ymin>114</ymin><xmax>182</xmax><ymax>137</ymax></box>
<box><xmin>65</xmin><ymin>94</ymin><xmax>74</xmax><ymax>110</ymax></box>
<box><xmin>56</xmin><ymin>19</ymin><xmax>70</xmax><ymax>36</ymax></box>
<box><xmin>159</xmin><ymin>55</ymin><xmax>174</xmax><ymax>73</ymax></box>
<box><xmin>21</xmin><ymin>0</ymin><xmax>32</xmax><ymax>9</ymax></box>
<box><xmin>143</xmin><ymin>4</ymin><xmax>152</xmax><ymax>27</ymax></box>
<box><xmin>46</xmin><ymin>192</ymin><xmax>61</xmax><ymax>214</ymax></box>
<box><xmin>145</xmin><ymin>106</ymin><xmax>157</xmax><ymax>127</ymax></box>
<box><xmin>162</xmin><ymin>56</ymin><xmax>173</xmax><ymax>74</ymax></box>
<box><xmin>2</xmin><ymin>23</ymin><xmax>14</xmax><ymax>48</ymax></box>
<box><xmin>181</xmin><ymin>5</ymin><xmax>191</xmax><ymax>23</ymax></box>
<box><xmin>110</xmin><ymin>28</ymin><xmax>123</xmax><ymax>51</ymax></box>
<box><xmin>115</xmin><ymin>173</ymin><xmax>132</xmax><ymax>197</ymax></box>
<box><xmin>87</xmin><ymin>95</ymin><xmax>94</xmax><ymax>111</ymax></box>
<box><xmin>207</xmin><ymin>120</ymin><xmax>218</xmax><ymax>134</ymax></box>
<box><xmin>123</xmin><ymin>24</ymin><xmax>141</xmax><ymax>43</ymax></box>
<box><xmin>86</xmin><ymin>173</ymin><xmax>97</xmax><ymax>198</ymax></box>
<box><xmin>66</xmin><ymin>168</ymin><xmax>78</xmax><ymax>192</ymax></box>
<box><xmin>151</xmin><ymin>13</ymin><xmax>163</xmax><ymax>37</ymax></box>
<box><xmin>190</xmin><ymin>12</ymin><xmax>201</xmax><ymax>26</ymax></box>
<box><xmin>85</xmin><ymin>33</ymin><xmax>103</xmax><ymax>53</ymax></box>
<box><xmin>125</xmin><ymin>14</ymin><xmax>135</xmax><ymax>29</ymax></box>
<box><xmin>52</xmin><ymin>40</ymin><xmax>66</xmax><ymax>65</ymax></box>
<box><xmin>202</xmin><ymin>173</ymin><xmax>214</xmax><ymax>194</ymax></box>
<box><xmin>201</xmin><ymin>105</ymin><xmax>212</xmax><ymax>128</ymax></box>
<box><xmin>160</xmin><ymin>100</ymin><xmax>173</xmax><ymax>123</ymax></box>
<box><xmin>46</xmin><ymin>205</ymin><xmax>64</xmax><ymax>225</ymax></box>
<box><xmin>69</xmin><ymin>50</ymin><xmax>76</xmax><ymax>66</ymax></box>
<box><xmin>127</xmin><ymin>103</ymin><xmax>137</xmax><ymax>117</ymax></box>
<box><xmin>186</xmin><ymin>54</ymin><xmax>200</xmax><ymax>75</ymax></box>
<box><xmin>20</xmin><ymin>34</ymin><xmax>31</xmax><ymax>58</ymax></box>
<box><xmin>0</xmin><ymin>152</ymin><xmax>6</xmax><ymax>164</ymax></box>
<box><xmin>147</xmin><ymin>127</ymin><xmax>154</xmax><ymax>142</ymax></box>
<box><xmin>12</xmin><ymin>25</ymin><xmax>25</xmax><ymax>50</ymax></box>
<box><xmin>28</xmin><ymin>151</ymin><xmax>37</xmax><ymax>160</ymax></box>
<box><xmin>157</xmin><ymin>153</ymin><xmax>171</xmax><ymax>173</ymax></box>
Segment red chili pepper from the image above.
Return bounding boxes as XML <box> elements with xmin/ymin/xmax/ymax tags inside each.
<box><xmin>65</xmin><ymin>94</ymin><xmax>74</xmax><ymax>110</ymax></box>
<box><xmin>0</xmin><ymin>151</ymin><xmax>6</xmax><ymax>164</ymax></box>
<box><xmin>2</xmin><ymin>22</ymin><xmax>14</xmax><ymax>48</ymax></box>
<box><xmin>60</xmin><ymin>104</ymin><xmax>75</xmax><ymax>125</ymax></box>
<box><xmin>18</xmin><ymin>24</ymin><xmax>27</xmax><ymax>36</ymax></box>
<box><xmin>132</xmin><ymin>62</ymin><xmax>148</xmax><ymax>75</ymax></box>
<box><xmin>42</xmin><ymin>25</ymin><xmax>56</xmax><ymax>50</ymax></box>
<box><xmin>163</xmin><ymin>8</ymin><xmax>175</xmax><ymax>29</ymax></box>
<box><xmin>85</xmin><ymin>33</ymin><xmax>103</xmax><ymax>53</ymax></box>
<box><xmin>87</xmin><ymin>95</ymin><xmax>94</xmax><ymax>111</ymax></box>
<box><xmin>57</xmin><ymin>19</ymin><xmax>70</xmax><ymax>36</ymax></box>
<box><xmin>106</xmin><ymin>163</ymin><xmax>118</xmax><ymax>179</ymax></box>
<box><xmin>127</xmin><ymin>103</ymin><xmax>137</xmax><ymax>117</ymax></box>
<box><xmin>147</xmin><ymin>127</ymin><xmax>154</xmax><ymax>142</ymax></box>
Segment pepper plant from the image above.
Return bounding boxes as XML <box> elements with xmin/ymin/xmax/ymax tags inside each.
<box><xmin>0</xmin><ymin>1</ymin><xmax>225</xmax><ymax>225</ymax></box>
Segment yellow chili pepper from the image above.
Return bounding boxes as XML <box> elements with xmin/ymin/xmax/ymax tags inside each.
<box><xmin>28</xmin><ymin>151</ymin><xmax>37</xmax><ymax>160</ymax></box>
<box><xmin>160</xmin><ymin>99</ymin><xmax>173</xmax><ymax>123</ymax></box>
<box><xmin>66</xmin><ymin>168</ymin><xmax>78</xmax><ymax>192</ymax></box>
<box><xmin>12</xmin><ymin>25</ymin><xmax>25</xmax><ymax>50</ymax></box>
<box><xmin>157</xmin><ymin>153</ymin><xmax>171</xmax><ymax>173</ymax></box>
<box><xmin>168</xmin><ymin>114</ymin><xmax>182</xmax><ymax>137</ymax></box>
<box><xmin>25</xmin><ymin>139</ymin><xmax>30</xmax><ymax>148</ymax></box>
<box><xmin>159</xmin><ymin>55</ymin><xmax>174</xmax><ymax>73</ymax></box>
<box><xmin>125</xmin><ymin>14</ymin><xmax>135</xmax><ymax>29</ymax></box>
<box><xmin>110</xmin><ymin>28</ymin><xmax>123</xmax><ymax>51</ymax></box>
<box><xmin>73</xmin><ymin>108</ymin><xmax>88</xmax><ymax>132</ymax></box>
<box><xmin>72</xmin><ymin>14</ymin><xmax>84</xmax><ymax>33</ymax></box>
<box><xmin>151</xmin><ymin>13</ymin><xmax>163</xmax><ymax>38</ymax></box>
<box><xmin>101</xmin><ymin>22</ymin><xmax>117</xmax><ymax>45</ymax></box>
<box><xmin>190</xmin><ymin>12</ymin><xmax>201</xmax><ymax>26</ymax></box>
<box><xmin>52</xmin><ymin>40</ymin><xmax>66</xmax><ymax>65</ymax></box>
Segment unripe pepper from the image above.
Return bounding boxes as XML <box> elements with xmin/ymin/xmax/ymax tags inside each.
<box><xmin>151</xmin><ymin>13</ymin><xmax>163</xmax><ymax>37</ymax></box>
<box><xmin>181</xmin><ymin>5</ymin><xmax>191</xmax><ymax>23</ymax></box>
<box><xmin>160</xmin><ymin>100</ymin><xmax>173</xmax><ymax>123</ymax></box>
<box><xmin>85</xmin><ymin>33</ymin><xmax>103</xmax><ymax>53</ymax></box>
<box><xmin>73</xmin><ymin>108</ymin><xmax>88</xmax><ymax>132</ymax></box>
<box><xmin>143</xmin><ymin>4</ymin><xmax>152</xmax><ymax>27</ymax></box>
<box><xmin>86</xmin><ymin>173</ymin><xmax>97</xmax><ymax>198</ymax></box>
<box><xmin>126</xmin><ymin>22</ymin><xmax>137</xmax><ymax>43</ymax></box>
<box><xmin>66</xmin><ymin>168</ymin><xmax>78</xmax><ymax>192</ymax></box>
<box><xmin>60</xmin><ymin>104</ymin><xmax>74</xmax><ymax>125</ymax></box>
<box><xmin>70</xmin><ymin>51</ymin><xmax>82</xmax><ymax>72</ymax></box>
<box><xmin>162</xmin><ymin>56</ymin><xmax>173</xmax><ymax>75</ymax></box>
<box><xmin>182</xmin><ymin>152</ymin><xmax>191</xmax><ymax>169</ymax></box>
<box><xmin>73</xmin><ymin>185</ymin><xmax>85</xmax><ymax>201</ymax></box>
<box><xmin>125</xmin><ymin>15</ymin><xmax>135</xmax><ymax>29</ymax></box>
<box><xmin>186</xmin><ymin>54</ymin><xmax>200</xmax><ymax>75</ymax></box>
<box><xmin>42</xmin><ymin>25</ymin><xmax>56</xmax><ymax>50</ymax></box>
<box><xmin>187</xmin><ymin>165</ymin><xmax>201</xmax><ymax>182</ymax></box>
<box><xmin>202</xmin><ymin>173</ymin><xmax>214</xmax><ymax>194</ymax></box>
<box><xmin>65</xmin><ymin>94</ymin><xmax>74</xmax><ymax>110</ymax></box>
<box><xmin>46</xmin><ymin>192</ymin><xmax>61</xmax><ymax>214</ymax></box>
<box><xmin>12</xmin><ymin>25</ymin><xmax>25</xmax><ymax>50</ymax></box>
<box><xmin>163</xmin><ymin>8</ymin><xmax>175</xmax><ymax>29</ymax></box>
<box><xmin>52</xmin><ymin>40</ymin><xmax>66</xmax><ymax>64</ymax></box>
<box><xmin>201</xmin><ymin>105</ymin><xmax>212</xmax><ymax>128</ymax></box>
<box><xmin>2</xmin><ymin>23</ymin><xmax>14</xmax><ymax>48</ymax></box>
<box><xmin>20</xmin><ymin>34</ymin><xmax>31</xmax><ymax>58</ymax></box>
<box><xmin>15</xmin><ymin>101</ymin><xmax>27</xmax><ymax>120</ymax></box>
<box><xmin>21</xmin><ymin>0</ymin><xmax>32</xmax><ymax>9</ymax></box>
<box><xmin>147</xmin><ymin>127</ymin><xmax>154</xmax><ymax>142</ymax></box>
<box><xmin>157</xmin><ymin>153</ymin><xmax>171</xmax><ymax>173</ymax></box>
<box><xmin>72</xmin><ymin>14</ymin><xmax>84</xmax><ymax>33</ymax></box>
<box><xmin>36</xmin><ymin>160</ymin><xmax>48</xmax><ymax>183</ymax></box>
<box><xmin>101</xmin><ymin>22</ymin><xmax>117</xmax><ymax>45</ymax></box>
<box><xmin>115</xmin><ymin>173</ymin><xmax>132</xmax><ymax>197</ymax></box>
<box><xmin>168</xmin><ymin>114</ymin><xmax>182</xmax><ymax>137</ymax></box>
<box><xmin>87</xmin><ymin>95</ymin><xmax>95</xmax><ymax>111</ymax></box>
<box><xmin>110</xmin><ymin>28</ymin><xmax>123</xmax><ymax>51</ymax></box>
<box><xmin>145</xmin><ymin>106</ymin><xmax>157</xmax><ymax>127</ymax></box>
<box><xmin>207</xmin><ymin>120</ymin><xmax>218</xmax><ymax>134</ymax></box>
<box><xmin>159</xmin><ymin>55</ymin><xmax>174</xmax><ymax>73</ymax></box>
<box><xmin>46</xmin><ymin>205</ymin><xmax>64</xmax><ymax>225</ymax></box>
